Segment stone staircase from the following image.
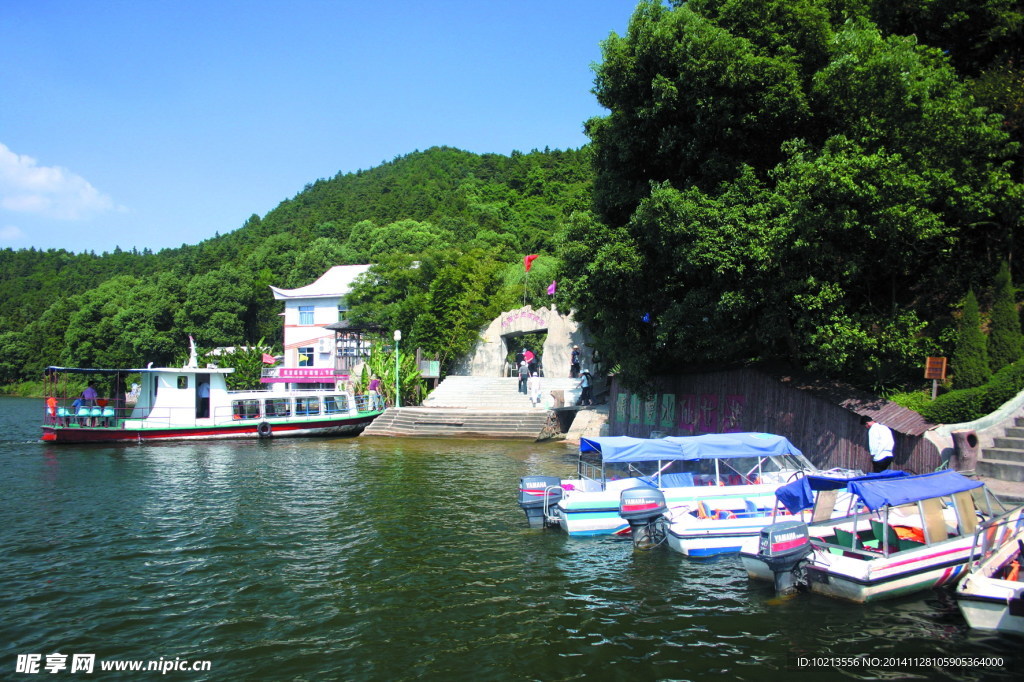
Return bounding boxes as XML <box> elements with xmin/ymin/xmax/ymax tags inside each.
<box><xmin>979</xmin><ymin>417</ymin><xmax>1024</xmax><ymax>483</ymax></box>
<box><xmin>420</xmin><ymin>375</ymin><xmax>584</xmax><ymax>409</ymax></box>
<box><xmin>362</xmin><ymin>407</ymin><xmax>555</xmax><ymax>439</ymax></box>
<box><xmin>361</xmin><ymin>375</ymin><xmax>587</xmax><ymax>439</ymax></box>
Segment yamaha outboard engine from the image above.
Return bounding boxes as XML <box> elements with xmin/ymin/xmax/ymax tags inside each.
<box><xmin>619</xmin><ymin>487</ymin><xmax>668</xmax><ymax>549</ymax></box>
<box><xmin>517</xmin><ymin>476</ymin><xmax>563</xmax><ymax>528</ymax></box>
<box><xmin>756</xmin><ymin>520</ymin><xmax>812</xmax><ymax>595</ymax></box>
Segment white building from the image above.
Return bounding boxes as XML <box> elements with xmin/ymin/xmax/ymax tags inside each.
<box><xmin>269</xmin><ymin>265</ymin><xmax>373</xmax><ymax>383</ymax></box>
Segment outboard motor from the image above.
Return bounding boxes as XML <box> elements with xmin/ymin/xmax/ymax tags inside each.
<box><xmin>619</xmin><ymin>487</ymin><xmax>668</xmax><ymax>549</ymax></box>
<box><xmin>517</xmin><ymin>476</ymin><xmax>563</xmax><ymax>528</ymax></box>
<box><xmin>756</xmin><ymin>520</ymin><xmax>812</xmax><ymax>596</ymax></box>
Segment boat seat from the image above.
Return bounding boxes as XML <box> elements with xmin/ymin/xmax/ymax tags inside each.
<box><xmin>835</xmin><ymin>528</ymin><xmax>880</xmax><ymax>552</ymax></box>
<box><xmin>696</xmin><ymin>501</ymin><xmax>735</xmax><ymax>520</ymax></box>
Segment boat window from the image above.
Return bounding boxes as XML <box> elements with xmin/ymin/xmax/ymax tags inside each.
<box><xmin>177</xmin><ymin>376</ymin><xmax>189</xmax><ymax>389</ymax></box>
<box><xmin>264</xmin><ymin>398</ymin><xmax>291</xmax><ymax>417</ymax></box>
<box><xmin>323</xmin><ymin>395</ymin><xmax>348</xmax><ymax>414</ymax></box>
<box><xmin>296</xmin><ymin>397</ymin><xmax>320</xmax><ymax>415</ymax></box>
<box><xmin>232</xmin><ymin>399</ymin><xmax>261</xmax><ymax>420</ymax></box>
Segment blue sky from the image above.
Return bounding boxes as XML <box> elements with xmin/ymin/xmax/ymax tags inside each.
<box><xmin>0</xmin><ymin>1</ymin><xmax>635</xmax><ymax>254</ymax></box>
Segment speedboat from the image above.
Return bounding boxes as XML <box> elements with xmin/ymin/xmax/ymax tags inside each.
<box><xmin>40</xmin><ymin>364</ymin><xmax>383</xmax><ymax>443</ymax></box>
<box><xmin>740</xmin><ymin>470</ymin><xmax>1015</xmax><ymax>603</ymax></box>
<box><xmin>517</xmin><ymin>432</ymin><xmax>815</xmax><ymax>537</ymax></box>
<box><xmin>956</xmin><ymin>507</ymin><xmax>1024</xmax><ymax>634</ymax></box>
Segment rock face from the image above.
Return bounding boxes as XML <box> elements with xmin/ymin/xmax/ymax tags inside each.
<box><xmin>451</xmin><ymin>305</ymin><xmax>593</xmax><ymax>378</ymax></box>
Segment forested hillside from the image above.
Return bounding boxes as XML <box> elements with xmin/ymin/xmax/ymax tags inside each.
<box><xmin>0</xmin><ymin>146</ymin><xmax>591</xmax><ymax>383</ymax></box>
<box><xmin>4</xmin><ymin>0</ymin><xmax>1024</xmax><ymax>400</ymax></box>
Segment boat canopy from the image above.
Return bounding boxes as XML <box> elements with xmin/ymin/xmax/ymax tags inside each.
<box><xmin>579</xmin><ymin>436</ymin><xmax>685</xmax><ymax>461</ymax></box>
<box><xmin>849</xmin><ymin>470</ymin><xmax>983</xmax><ymax>511</ymax></box>
<box><xmin>579</xmin><ymin>432</ymin><xmax>803</xmax><ymax>463</ymax></box>
<box><xmin>776</xmin><ymin>470</ymin><xmax>908</xmax><ymax>514</ymax></box>
<box><xmin>665</xmin><ymin>433</ymin><xmax>803</xmax><ymax>460</ymax></box>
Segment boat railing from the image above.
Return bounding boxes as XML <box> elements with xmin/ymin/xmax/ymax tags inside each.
<box><xmin>966</xmin><ymin>506</ymin><xmax>1024</xmax><ymax>573</ymax></box>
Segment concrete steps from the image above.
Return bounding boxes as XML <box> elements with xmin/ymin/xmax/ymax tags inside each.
<box><xmin>362</xmin><ymin>407</ymin><xmax>555</xmax><ymax>440</ymax></box>
<box><xmin>362</xmin><ymin>375</ymin><xmax>587</xmax><ymax>439</ymax></box>
<box><xmin>978</xmin><ymin>417</ymin><xmax>1024</xmax><ymax>483</ymax></box>
<box><xmin>421</xmin><ymin>375</ymin><xmax>584</xmax><ymax>409</ymax></box>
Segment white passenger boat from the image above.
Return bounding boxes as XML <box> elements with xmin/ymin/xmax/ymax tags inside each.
<box><xmin>956</xmin><ymin>508</ymin><xmax>1024</xmax><ymax>634</ymax></box>
<box><xmin>40</xmin><ymin>364</ymin><xmax>383</xmax><ymax>443</ymax></box>
<box><xmin>740</xmin><ymin>470</ymin><xmax>1016</xmax><ymax>603</ymax></box>
<box><xmin>517</xmin><ymin>432</ymin><xmax>815</xmax><ymax>537</ymax></box>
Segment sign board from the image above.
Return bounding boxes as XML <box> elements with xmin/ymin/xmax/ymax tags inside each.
<box><xmin>924</xmin><ymin>357</ymin><xmax>947</xmax><ymax>380</ymax></box>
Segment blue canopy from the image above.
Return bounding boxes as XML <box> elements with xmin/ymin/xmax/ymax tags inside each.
<box><xmin>849</xmin><ymin>469</ymin><xmax>983</xmax><ymax>511</ymax></box>
<box><xmin>665</xmin><ymin>432</ymin><xmax>803</xmax><ymax>460</ymax></box>
<box><xmin>580</xmin><ymin>432</ymin><xmax>802</xmax><ymax>463</ymax></box>
<box><xmin>579</xmin><ymin>436</ymin><xmax>684</xmax><ymax>462</ymax></box>
<box><xmin>776</xmin><ymin>470</ymin><xmax>909</xmax><ymax>514</ymax></box>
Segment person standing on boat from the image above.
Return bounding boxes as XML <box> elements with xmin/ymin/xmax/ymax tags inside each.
<box><xmin>81</xmin><ymin>382</ymin><xmax>99</xmax><ymax>426</ymax></box>
<box><xmin>197</xmin><ymin>379</ymin><xmax>211</xmax><ymax>419</ymax></box>
<box><xmin>861</xmin><ymin>415</ymin><xmax>894</xmax><ymax>472</ymax></box>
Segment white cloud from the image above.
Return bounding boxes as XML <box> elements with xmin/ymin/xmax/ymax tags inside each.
<box><xmin>0</xmin><ymin>224</ymin><xmax>26</xmax><ymax>242</ymax></box>
<box><xmin>0</xmin><ymin>143</ymin><xmax>124</xmax><ymax>220</ymax></box>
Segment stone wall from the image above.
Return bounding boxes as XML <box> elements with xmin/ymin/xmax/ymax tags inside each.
<box><xmin>451</xmin><ymin>305</ymin><xmax>592</xmax><ymax>377</ymax></box>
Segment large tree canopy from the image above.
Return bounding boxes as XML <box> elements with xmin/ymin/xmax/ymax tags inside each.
<box><xmin>562</xmin><ymin>0</ymin><xmax>1023</xmax><ymax>388</ymax></box>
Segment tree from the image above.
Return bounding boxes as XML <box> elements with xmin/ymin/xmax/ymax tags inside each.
<box><xmin>562</xmin><ymin>0</ymin><xmax>1023</xmax><ymax>389</ymax></box>
<box><xmin>988</xmin><ymin>261</ymin><xmax>1022</xmax><ymax>372</ymax></box>
<box><xmin>952</xmin><ymin>289</ymin><xmax>991</xmax><ymax>389</ymax></box>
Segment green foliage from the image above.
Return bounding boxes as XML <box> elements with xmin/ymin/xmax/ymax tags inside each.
<box><xmin>362</xmin><ymin>338</ymin><xmax>425</xmax><ymax>407</ymax></box>
<box><xmin>987</xmin><ymin>260</ymin><xmax>1022</xmax><ymax>372</ymax></box>
<box><xmin>207</xmin><ymin>342</ymin><xmax>274</xmax><ymax>391</ymax></box>
<box><xmin>952</xmin><ymin>290</ymin><xmax>992</xmax><ymax>389</ymax></box>
<box><xmin>562</xmin><ymin>0</ymin><xmax>1024</xmax><ymax>391</ymax></box>
<box><xmin>0</xmin><ymin>147</ymin><xmax>590</xmax><ymax>384</ymax></box>
<box><xmin>918</xmin><ymin>358</ymin><xmax>1024</xmax><ymax>424</ymax></box>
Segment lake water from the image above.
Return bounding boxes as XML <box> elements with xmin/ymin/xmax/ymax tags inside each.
<box><xmin>0</xmin><ymin>395</ymin><xmax>1020</xmax><ymax>680</ymax></box>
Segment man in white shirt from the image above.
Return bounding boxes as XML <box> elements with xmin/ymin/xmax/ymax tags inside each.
<box><xmin>860</xmin><ymin>415</ymin><xmax>895</xmax><ymax>472</ymax></box>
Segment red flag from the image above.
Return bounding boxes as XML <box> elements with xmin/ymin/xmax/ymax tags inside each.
<box><xmin>262</xmin><ymin>353</ymin><xmax>276</xmax><ymax>364</ymax></box>
<box><xmin>523</xmin><ymin>254</ymin><xmax>539</xmax><ymax>272</ymax></box>
<box><xmin>547</xmin><ymin>280</ymin><xmax>557</xmax><ymax>295</ymax></box>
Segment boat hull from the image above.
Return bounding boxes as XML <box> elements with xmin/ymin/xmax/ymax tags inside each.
<box><xmin>667</xmin><ymin>515</ymin><xmax>777</xmax><ymax>557</ymax></box>
<box><xmin>956</xmin><ymin>582</ymin><xmax>1024</xmax><ymax>634</ymax></box>
<box><xmin>956</xmin><ymin>525</ymin><xmax>1024</xmax><ymax>633</ymax></box>
<box><xmin>41</xmin><ymin>414</ymin><xmax>378</xmax><ymax>443</ymax></box>
<box><xmin>741</xmin><ymin>538</ymin><xmax>976</xmax><ymax>603</ymax></box>
<box><xmin>556</xmin><ymin>485</ymin><xmax>781</xmax><ymax>537</ymax></box>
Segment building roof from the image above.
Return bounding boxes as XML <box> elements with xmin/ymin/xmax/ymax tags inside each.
<box><xmin>763</xmin><ymin>364</ymin><xmax>935</xmax><ymax>436</ymax></box>
<box><xmin>270</xmin><ymin>264</ymin><xmax>373</xmax><ymax>300</ymax></box>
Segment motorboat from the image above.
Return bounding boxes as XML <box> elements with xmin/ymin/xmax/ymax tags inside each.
<box><xmin>40</xmin><ymin>364</ymin><xmax>383</xmax><ymax>443</ymax></box>
<box><xmin>517</xmin><ymin>432</ymin><xmax>815</xmax><ymax>537</ymax></box>
<box><xmin>956</xmin><ymin>507</ymin><xmax>1024</xmax><ymax>634</ymax></box>
<box><xmin>740</xmin><ymin>470</ymin><xmax>1016</xmax><ymax>603</ymax></box>
<box><xmin>622</xmin><ymin>470</ymin><xmax>902</xmax><ymax>556</ymax></box>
